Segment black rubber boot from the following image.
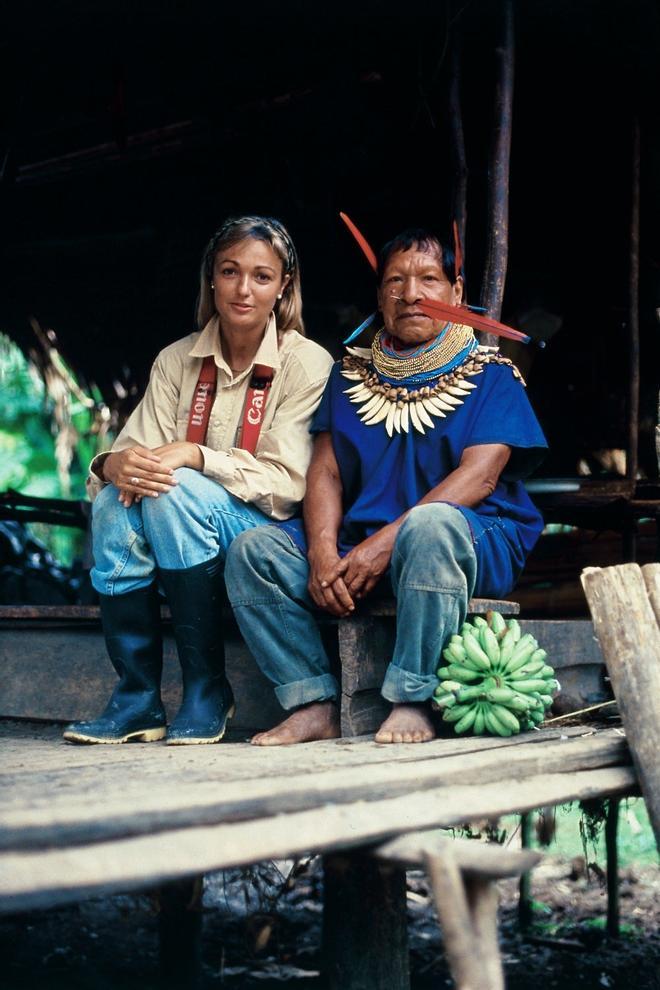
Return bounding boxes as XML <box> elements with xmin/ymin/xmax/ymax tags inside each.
<box><xmin>63</xmin><ymin>585</ymin><xmax>166</xmax><ymax>744</ymax></box>
<box><xmin>158</xmin><ymin>555</ymin><xmax>235</xmax><ymax>745</ymax></box>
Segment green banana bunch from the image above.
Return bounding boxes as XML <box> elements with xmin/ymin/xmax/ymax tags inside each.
<box><xmin>434</xmin><ymin>611</ymin><xmax>560</xmax><ymax>737</ymax></box>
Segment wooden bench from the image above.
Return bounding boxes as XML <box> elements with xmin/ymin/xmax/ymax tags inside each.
<box><xmin>0</xmin><ymin>599</ymin><xmax>609</xmax><ymax>736</ymax></box>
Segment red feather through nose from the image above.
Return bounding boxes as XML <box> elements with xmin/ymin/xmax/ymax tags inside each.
<box><xmin>414</xmin><ymin>298</ymin><xmax>530</xmax><ymax>343</ymax></box>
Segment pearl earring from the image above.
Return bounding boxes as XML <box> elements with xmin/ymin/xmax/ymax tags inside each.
<box><xmin>210</xmin><ymin>282</ymin><xmax>215</xmax><ymax>289</ymax></box>
<box><xmin>276</xmin><ymin>293</ymin><xmax>283</xmax><ymax>300</ymax></box>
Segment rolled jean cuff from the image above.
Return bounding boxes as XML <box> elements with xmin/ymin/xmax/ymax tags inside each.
<box><xmin>381</xmin><ymin>663</ymin><xmax>439</xmax><ymax>704</ymax></box>
<box><xmin>274</xmin><ymin>673</ymin><xmax>340</xmax><ymax>711</ymax></box>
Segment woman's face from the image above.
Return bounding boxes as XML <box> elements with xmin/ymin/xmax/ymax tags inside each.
<box><xmin>377</xmin><ymin>244</ymin><xmax>463</xmax><ymax>347</ymax></box>
<box><xmin>212</xmin><ymin>237</ymin><xmax>289</xmax><ymax>336</ymax></box>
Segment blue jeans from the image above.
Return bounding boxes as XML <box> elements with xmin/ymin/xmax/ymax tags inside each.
<box><xmin>91</xmin><ymin>468</ymin><xmax>272</xmax><ymax>596</ymax></box>
<box><xmin>224</xmin><ymin>502</ymin><xmax>478</xmax><ymax>708</ymax></box>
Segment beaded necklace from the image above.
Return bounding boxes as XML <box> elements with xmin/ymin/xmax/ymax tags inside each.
<box><xmin>372</xmin><ymin>324</ymin><xmax>477</xmax><ymax>384</ymax></box>
<box><xmin>341</xmin><ymin>332</ymin><xmax>525</xmax><ymax>437</ymax></box>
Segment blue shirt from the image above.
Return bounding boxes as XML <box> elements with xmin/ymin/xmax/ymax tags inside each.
<box><xmin>280</xmin><ymin>358</ymin><xmax>548</xmax><ymax>598</ymax></box>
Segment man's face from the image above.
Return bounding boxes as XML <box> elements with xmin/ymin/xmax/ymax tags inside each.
<box><xmin>377</xmin><ymin>245</ymin><xmax>463</xmax><ymax>347</ymax></box>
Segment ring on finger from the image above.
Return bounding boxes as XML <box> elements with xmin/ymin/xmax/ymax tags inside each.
<box><xmin>130</xmin><ymin>476</ymin><xmax>140</xmax><ymax>485</ymax></box>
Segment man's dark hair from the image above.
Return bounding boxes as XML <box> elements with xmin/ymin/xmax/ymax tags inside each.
<box><xmin>377</xmin><ymin>228</ymin><xmax>460</xmax><ymax>286</ymax></box>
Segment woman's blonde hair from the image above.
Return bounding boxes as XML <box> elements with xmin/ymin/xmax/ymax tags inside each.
<box><xmin>196</xmin><ymin>216</ymin><xmax>304</xmax><ymax>335</ymax></box>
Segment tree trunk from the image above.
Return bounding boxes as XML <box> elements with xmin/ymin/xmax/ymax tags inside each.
<box><xmin>480</xmin><ymin>0</ymin><xmax>515</xmax><ymax>342</ymax></box>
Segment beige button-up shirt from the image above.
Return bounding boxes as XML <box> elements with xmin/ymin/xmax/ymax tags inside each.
<box><xmin>87</xmin><ymin>315</ymin><xmax>333</xmax><ymax>520</ymax></box>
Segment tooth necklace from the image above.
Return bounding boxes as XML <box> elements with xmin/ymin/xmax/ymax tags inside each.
<box><xmin>341</xmin><ymin>325</ymin><xmax>524</xmax><ymax>437</ymax></box>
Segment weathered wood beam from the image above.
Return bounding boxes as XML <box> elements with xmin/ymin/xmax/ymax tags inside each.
<box><xmin>581</xmin><ymin>564</ymin><xmax>660</xmax><ymax>853</ymax></box>
<box><xmin>0</xmin><ymin>765</ymin><xmax>637</xmax><ymax>914</ymax></box>
<box><xmin>375</xmin><ymin>831</ymin><xmax>541</xmax><ymax>877</ymax></box>
<box><xmin>424</xmin><ymin>848</ymin><xmax>504</xmax><ymax>990</ymax></box>
<box><xmin>480</xmin><ymin>0</ymin><xmax>515</xmax><ymax>338</ymax></box>
<box><xmin>642</xmin><ymin>563</ymin><xmax>660</xmax><ymax>625</ymax></box>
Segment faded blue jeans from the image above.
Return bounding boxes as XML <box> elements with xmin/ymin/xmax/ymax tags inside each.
<box><xmin>91</xmin><ymin>467</ymin><xmax>272</xmax><ymax>596</ymax></box>
<box><xmin>224</xmin><ymin>502</ymin><xmax>478</xmax><ymax>708</ymax></box>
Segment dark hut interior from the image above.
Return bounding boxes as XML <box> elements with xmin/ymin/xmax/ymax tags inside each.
<box><xmin>2</xmin><ymin>0</ymin><xmax>659</xmax><ymax>613</ymax></box>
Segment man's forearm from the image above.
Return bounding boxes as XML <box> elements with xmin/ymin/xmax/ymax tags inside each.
<box><xmin>304</xmin><ymin>462</ymin><xmax>344</xmax><ymax>552</ymax></box>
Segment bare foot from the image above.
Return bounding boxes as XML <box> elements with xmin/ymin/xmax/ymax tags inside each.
<box><xmin>375</xmin><ymin>703</ymin><xmax>436</xmax><ymax>744</ymax></box>
<box><xmin>251</xmin><ymin>701</ymin><xmax>340</xmax><ymax>746</ymax></box>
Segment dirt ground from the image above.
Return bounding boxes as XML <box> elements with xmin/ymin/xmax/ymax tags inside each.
<box><xmin>2</xmin><ymin>852</ymin><xmax>659</xmax><ymax>990</ymax></box>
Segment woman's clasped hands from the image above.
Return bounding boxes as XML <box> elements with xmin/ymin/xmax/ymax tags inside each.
<box><xmin>103</xmin><ymin>442</ymin><xmax>204</xmax><ymax>507</ymax></box>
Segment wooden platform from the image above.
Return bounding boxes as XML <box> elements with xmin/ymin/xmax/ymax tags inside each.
<box><xmin>0</xmin><ymin>720</ymin><xmax>637</xmax><ymax>915</ymax></box>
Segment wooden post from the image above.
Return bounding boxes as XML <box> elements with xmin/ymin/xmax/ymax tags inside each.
<box><xmin>627</xmin><ymin>118</ymin><xmax>640</xmax><ymax>489</ymax></box>
<box><xmin>322</xmin><ymin>852</ymin><xmax>410</xmax><ymax>990</ymax></box>
<box><xmin>606</xmin><ymin>798</ymin><xmax>620</xmax><ymax>938</ymax></box>
<box><xmin>581</xmin><ymin>564</ymin><xmax>660</xmax><ymax>853</ymax></box>
<box><xmin>518</xmin><ymin>811</ymin><xmax>534</xmax><ymax>931</ymax></box>
<box><xmin>449</xmin><ymin>26</ymin><xmax>468</xmax><ymax>262</ymax></box>
<box><xmin>158</xmin><ymin>875</ymin><xmax>204</xmax><ymax>989</ymax></box>
<box><xmin>642</xmin><ymin>563</ymin><xmax>660</xmax><ymax>625</ymax></box>
<box><xmin>480</xmin><ymin>0</ymin><xmax>515</xmax><ymax>342</ymax></box>
<box><xmin>424</xmin><ymin>849</ymin><xmax>504</xmax><ymax>990</ymax></box>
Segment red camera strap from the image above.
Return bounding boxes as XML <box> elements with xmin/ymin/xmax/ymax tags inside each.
<box><xmin>186</xmin><ymin>356</ymin><xmax>274</xmax><ymax>454</ymax></box>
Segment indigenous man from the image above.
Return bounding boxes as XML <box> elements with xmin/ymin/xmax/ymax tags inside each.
<box><xmin>224</xmin><ymin>227</ymin><xmax>547</xmax><ymax>745</ymax></box>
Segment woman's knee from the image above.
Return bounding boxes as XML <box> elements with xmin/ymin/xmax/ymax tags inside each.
<box><xmin>91</xmin><ymin>484</ymin><xmax>134</xmax><ymax>537</ymax></box>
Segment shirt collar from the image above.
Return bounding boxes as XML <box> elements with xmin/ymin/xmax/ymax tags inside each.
<box><xmin>189</xmin><ymin>313</ymin><xmax>281</xmax><ymax>374</ymax></box>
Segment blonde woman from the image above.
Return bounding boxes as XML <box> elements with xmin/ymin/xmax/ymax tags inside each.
<box><xmin>64</xmin><ymin>216</ymin><xmax>332</xmax><ymax>746</ymax></box>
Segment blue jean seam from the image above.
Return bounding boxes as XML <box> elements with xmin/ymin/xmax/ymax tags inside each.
<box><xmin>472</xmin><ymin>517</ymin><xmax>501</xmax><ymax>548</ymax></box>
<box><xmin>106</xmin><ymin>531</ymin><xmax>141</xmax><ymax>594</ymax></box>
<box><xmin>399</xmin><ymin>584</ymin><xmax>465</xmax><ymax>594</ymax></box>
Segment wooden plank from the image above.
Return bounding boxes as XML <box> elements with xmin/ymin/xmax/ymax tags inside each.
<box><xmin>375</xmin><ymin>831</ymin><xmax>542</xmax><ymax>877</ymax></box>
<box><xmin>0</xmin><ymin>732</ymin><xmax>630</xmax><ymax>849</ymax></box>
<box><xmin>0</xmin><ymin>766</ymin><xmax>637</xmax><ymax>914</ymax></box>
<box><xmin>0</xmin><ymin>627</ymin><xmax>283</xmax><ymax>731</ymax></box>
<box><xmin>0</xmin><ymin>719</ymin><xmax>592</xmax><ymax>777</ymax></box>
<box><xmin>581</xmin><ymin>564</ymin><xmax>660</xmax><ymax>852</ymax></box>
<box><xmin>0</xmin><ymin>597</ymin><xmax>519</xmax><ymax>623</ymax></box>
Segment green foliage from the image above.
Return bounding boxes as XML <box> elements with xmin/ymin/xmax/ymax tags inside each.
<box><xmin>0</xmin><ymin>332</ymin><xmax>114</xmax><ymax>565</ymax></box>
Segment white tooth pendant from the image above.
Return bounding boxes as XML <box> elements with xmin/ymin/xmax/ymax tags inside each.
<box><xmin>423</xmin><ymin>396</ymin><xmax>446</xmax><ymax>418</ymax></box>
<box><xmin>408</xmin><ymin>402</ymin><xmax>426</xmax><ymax>434</ymax></box>
<box><xmin>359</xmin><ymin>394</ymin><xmax>387</xmax><ymax>420</ymax></box>
<box><xmin>349</xmin><ymin>386</ymin><xmax>372</xmax><ymax>403</ymax></box>
<box><xmin>438</xmin><ymin>392</ymin><xmax>463</xmax><ymax>406</ymax></box>
<box><xmin>393</xmin><ymin>403</ymin><xmax>403</xmax><ymax>433</ymax></box>
<box><xmin>429</xmin><ymin>395</ymin><xmax>455</xmax><ymax>412</ymax></box>
<box><xmin>400</xmin><ymin>402</ymin><xmax>410</xmax><ymax>433</ymax></box>
<box><xmin>455</xmin><ymin>378</ymin><xmax>477</xmax><ymax>390</ymax></box>
<box><xmin>362</xmin><ymin>401</ymin><xmax>391</xmax><ymax>426</ymax></box>
<box><xmin>415</xmin><ymin>401</ymin><xmax>435</xmax><ymax>429</ymax></box>
<box><xmin>342</xmin><ymin>372</ymin><xmax>364</xmax><ymax>382</ymax></box>
<box><xmin>344</xmin><ymin>382</ymin><xmax>368</xmax><ymax>395</ymax></box>
<box><xmin>385</xmin><ymin>401</ymin><xmax>397</xmax><ymax>437</ymax></box>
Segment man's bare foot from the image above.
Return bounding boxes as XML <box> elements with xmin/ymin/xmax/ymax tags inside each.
<box><xmin>375</xmin><ymin>703</ymin><xmax>436</xmax><ymax>744</ymax></box>
<box><xmin>251</xmin><ymin>701</ymin><xmax>340</xmax><ymax>746</ymax></box>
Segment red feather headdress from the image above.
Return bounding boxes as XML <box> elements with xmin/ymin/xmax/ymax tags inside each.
<box><xmin>339</xmin><ymin>212</ymin><xmax>529</xmax><ymax>345</ymax></box>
